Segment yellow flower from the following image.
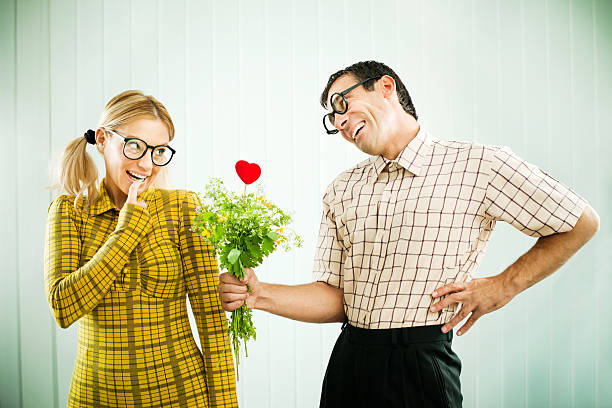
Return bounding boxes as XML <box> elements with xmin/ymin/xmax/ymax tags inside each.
<box><xmin>202</xmin><ymin>229</ymin><xmax>211</xmax><ymax>237</ymax></box>
<box><xmin>218</xmin><ymin>216</ymin><xmax>227</xmax><ymax>222</ymax></box>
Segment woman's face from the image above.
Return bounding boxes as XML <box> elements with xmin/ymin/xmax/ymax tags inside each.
<box><xmin>97</xmin><ymin>117</ymin><xmax>170</xmax><ymax>207</ymax></box>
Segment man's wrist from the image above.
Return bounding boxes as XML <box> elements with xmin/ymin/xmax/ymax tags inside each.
<box><xmin>499</xmin><ymin>267</ymin><xmax>524</xmax><ymax>299</ymax></box>
<box><xmin>251</xmin><ymin>282</ymin><xmax>270</xmax><ymax>311</ymax></box>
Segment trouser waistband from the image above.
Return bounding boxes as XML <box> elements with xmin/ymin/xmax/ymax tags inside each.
<box><xmin>344</xmin><ymin>323</ymin><xmax>452</xmax><ymax>345</ymax></box>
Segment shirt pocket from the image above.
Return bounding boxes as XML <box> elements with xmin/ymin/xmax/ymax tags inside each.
<box><xmin>139</xmin><ymin>240</ymin><xmax>185</xmax><ymax>299</ymax></box>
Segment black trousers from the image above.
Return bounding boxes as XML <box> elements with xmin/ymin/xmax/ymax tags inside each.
<box><xmin>319</xmin><ymin>323</ymin><xmax>463</xmax><ymax>408</ymax></box>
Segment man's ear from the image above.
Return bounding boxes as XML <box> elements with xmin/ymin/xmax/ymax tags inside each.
<box><xmin>379</xmin><ymin>75</ymin><xmax>397</xmax><ymax>100</ymax></box>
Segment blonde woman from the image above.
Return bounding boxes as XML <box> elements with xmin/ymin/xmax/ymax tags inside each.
<box><xmin>45</xmin><ymin>90</ymin><xmax>237</xmax><ymax>407</ymax></box>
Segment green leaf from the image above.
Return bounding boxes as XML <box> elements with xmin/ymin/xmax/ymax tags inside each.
<box><xmin>228</xmin><ymin>248</ymin><xmax>241</xmax><ymax>265</ymax></box>
<box><xmin>267</xmin><ymin>231</ymin><xmax>280</xmax><ymax>240</ymax></box>
<box><xmin>262</xmin><ymin>237</ymin><xmax>274</xmax><ymax>255</ymax></box>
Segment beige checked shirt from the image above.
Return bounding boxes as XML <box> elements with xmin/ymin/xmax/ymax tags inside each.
<box><xmin>313</xmin><ymin>129</ymin><xmax>587</xmax><ymax>329</ymax></box>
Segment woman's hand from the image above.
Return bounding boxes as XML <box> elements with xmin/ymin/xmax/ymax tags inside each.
<box><xmin>125</xmin><ymin>179</ymin><xmax>147</xmax><ymax>209</ymax></box>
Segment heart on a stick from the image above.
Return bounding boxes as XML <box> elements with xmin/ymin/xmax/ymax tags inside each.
<box><xmin>235</xmin><ymin>160</ymin><xmax>261</xmax><ymax>185</ymax></box>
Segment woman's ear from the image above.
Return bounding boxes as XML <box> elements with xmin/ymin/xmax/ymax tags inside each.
<box><xmin>95</xmin><ymin>128</ymin><xmax>107</xmax><ymax>152</ymax></box>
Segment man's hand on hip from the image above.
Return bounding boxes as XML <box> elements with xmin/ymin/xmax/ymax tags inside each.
<box><xmin>429</xmin><ymin>275</ymin><xmax>515</xmax><ymax>336</ymax></box>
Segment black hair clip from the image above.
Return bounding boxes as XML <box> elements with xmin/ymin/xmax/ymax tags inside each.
<box><xmin>84</xmin><ymin>129</ymin><xmax>96</xmax><ymax>145</ymax></box>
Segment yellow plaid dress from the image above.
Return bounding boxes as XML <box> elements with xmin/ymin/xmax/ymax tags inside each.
<box><xmin>44</xmin><ymin>180</ymin><xmax>237</xmax><ymax>407</ymax></box>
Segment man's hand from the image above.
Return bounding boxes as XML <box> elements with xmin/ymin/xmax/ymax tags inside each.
<box><xmin>218</xmin><ymin>268</ymin><xmax>260</xmax><ymax>312</ymax></box>
<box><xmin>431</xmin><ymin>205</ymin><xmax>599</xmax><ymax>337</ymax></box>
<box><xmin>217</xmin><ymin>268</ymin><xmax>345</xmax><ymax>323</ymax></box>
<box><xmin>430</xmin><ymin>275</ymin><xmax>514</xmax><ymax>336</ymax></box>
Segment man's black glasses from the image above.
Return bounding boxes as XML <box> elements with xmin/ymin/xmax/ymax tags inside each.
<box><xmin>323</xmin><ymin>77</ymin><xmax>380</xmax><ymax>135</ymax></box>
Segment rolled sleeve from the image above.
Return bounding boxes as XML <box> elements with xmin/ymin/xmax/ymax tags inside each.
<box><xmin>313</xmin><ymin>183</ymin><xmax>346</xmax><ymax>289</ymax></box>
<box><xmin>484</xmin><ymin>146</ymin><xmax>588</xmax><ymax>237</ymax></box>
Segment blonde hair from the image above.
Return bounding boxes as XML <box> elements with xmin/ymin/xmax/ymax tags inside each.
<box><xmin>55</xmin><ymin>90</ymin><xmax>175</xmax><ymax>209</ymax></box>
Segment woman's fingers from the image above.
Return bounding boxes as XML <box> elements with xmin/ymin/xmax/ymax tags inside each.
<box><xmin>126</xmin><ymin>180</ymin><xmax>147</xmax><ymax>208</ymax></box>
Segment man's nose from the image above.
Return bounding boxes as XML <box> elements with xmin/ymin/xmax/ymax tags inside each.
<box><xmin>335</xmin><ymin>111</ymin><xmax>350</xmax><ymax>131</ymax></box>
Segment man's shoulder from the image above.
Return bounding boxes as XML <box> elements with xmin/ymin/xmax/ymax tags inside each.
<box><xmin>330</xmin><ymin>156</ymin><xmax>373</xmax><ymax>185</ymax></box>
<box><xmin>322</xmin><ymin>156</ymin><xmax>374</xmax><ymax>201</ymax></box>
<box><xmin>430</xmin><ymin>137</ymin><xmax>498</xmax><ymax>156</ymax></box>
<box><xmin>426</xmin><ymin>136</ymin><xmax>502</xmax><ymax>168</ymax></box>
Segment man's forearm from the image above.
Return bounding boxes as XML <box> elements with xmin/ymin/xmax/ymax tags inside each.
<box><xmin>253</xmin><ymin>281</ymin><xmax>345</xmax><ymax>323</ymax></box>
<box><xmin>501</xmin><ymin>205</ymin><xmax>600</xmax><ymax>296</ymax></box>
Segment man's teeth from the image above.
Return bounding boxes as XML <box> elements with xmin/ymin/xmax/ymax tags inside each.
<box><xmin>352</xmin><ymin>123</ymin><xmax>365</xmax><ymax>139</ymax></box>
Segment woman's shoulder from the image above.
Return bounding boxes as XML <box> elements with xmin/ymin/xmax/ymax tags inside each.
<box><xmin>148</xmin><ymin>188</ymin><xmax>199</xmax><ymax>211</ymax></box>
<box><xmin>48</xmin><ymin>194</ymin><xmax>87</xmax><ymax>216</ymax></box>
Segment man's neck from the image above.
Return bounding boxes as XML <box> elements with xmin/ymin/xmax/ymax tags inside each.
<box><xmin>381</xmin><ymin>114</ymin><xmax>420</xmax><ymax>160</ymax></box>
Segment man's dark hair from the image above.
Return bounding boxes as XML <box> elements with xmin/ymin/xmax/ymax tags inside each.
<box><xmin>320</xmin><ymin>60</ymin><xmax>418</xmax><ymax>120</ymax></box>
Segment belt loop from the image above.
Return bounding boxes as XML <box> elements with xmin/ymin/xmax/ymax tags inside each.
<box><xmin>401</xmin><ymin>327</ymin><xmax>409</xmax><ymax>344</ymax></box>
<box><xmin>341</xmin><ymin>319</ymin><xmax>348</xmax><ymax>332</ymax></box>
<box><xmin>391</xmin><ymin>330</ymin><xmax>398</xmax><ymax>346</ymax></box>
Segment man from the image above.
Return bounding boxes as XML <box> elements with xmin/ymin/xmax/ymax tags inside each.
<box><xmin>218</xmin><ymin>61</ymin><xmax>600</xmax><ymax>407</ymax></box>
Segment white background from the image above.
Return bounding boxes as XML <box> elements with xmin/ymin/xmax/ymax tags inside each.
<box><xmin>1</xmin><ymin>0</ymin><xmax>611</xmax><ymax>407</ymax></box>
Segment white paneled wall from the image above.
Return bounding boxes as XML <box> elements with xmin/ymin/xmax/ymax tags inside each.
<box><xmin>1</xmin><ymin>1</ymin><xmax>611</xmax><ymax>407</ymax></box>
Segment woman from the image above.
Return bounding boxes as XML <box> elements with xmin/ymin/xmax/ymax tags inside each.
<box><xmin>44</xmin><ymin>90</ymin><xmax>237</xmax><ymax>407</ymax></box>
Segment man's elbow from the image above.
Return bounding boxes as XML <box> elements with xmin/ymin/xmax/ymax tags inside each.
<box><xmin>579</xmin><ymin>204</ymin><xmax>600</xmax><ymax>240</ymax></box>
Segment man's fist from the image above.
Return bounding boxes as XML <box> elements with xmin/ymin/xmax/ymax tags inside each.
<box><xmin>218</xmin><ymin>268</ymin><xmax>260</xmax><ymax>311</ymax></box>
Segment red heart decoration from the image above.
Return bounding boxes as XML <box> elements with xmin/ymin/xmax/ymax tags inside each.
<box><xmin>235</xmin><ymin>160</ymin><xmax>261</xmax><ymax>185</ymax></box>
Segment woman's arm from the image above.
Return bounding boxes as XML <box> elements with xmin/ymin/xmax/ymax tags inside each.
<box><xmin>44</xmin><ymin>185</ymin><xmax>151</xmax><ymax>328</ymax></box>
<box><xmin>179</xmin><ymin>191</ymin><xmax>238</xmax><ymax>407</ymax></box>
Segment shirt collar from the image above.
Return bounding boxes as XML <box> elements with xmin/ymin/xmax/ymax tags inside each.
<box><xmin>90</xmin><ymin>179</ymin><xmax>155</xmax><ymax>216</ymax></box>
<box><xmin>371</xmin><ymin>127</ymin><xmax>432</xmax><ymax>179</ymax></box>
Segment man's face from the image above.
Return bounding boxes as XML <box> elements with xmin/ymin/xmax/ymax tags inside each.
<box><xmin>326</xmin><ymin>74</ymin><xmax>393</xmax><ymax>156</ymax></box>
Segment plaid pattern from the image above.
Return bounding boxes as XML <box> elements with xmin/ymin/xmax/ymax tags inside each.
<box><xmin>314</xmin><ymin>129</ymin><xmax>587</xmax><ymax>329</ymax></box>
<box><xmin>45</xmin><ymin>181</ymin><xmax>237</xmax><ymax>407</ymax></box>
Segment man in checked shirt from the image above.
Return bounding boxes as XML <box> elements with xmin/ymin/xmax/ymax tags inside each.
<box><xmin>218</xmin><ymin>60</ymin><xmax>600</xmax><ymax>407</ymax></box>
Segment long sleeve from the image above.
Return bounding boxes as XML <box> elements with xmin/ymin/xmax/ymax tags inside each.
<box><xmin>44</xmin><ymin>196</ymin><xmax>151</xmax><ymax>328</ymax></box>
<box><xmin>178</xmin><ymin>192</ymin><xmax>238</xmax><ymax>407</ymax></box>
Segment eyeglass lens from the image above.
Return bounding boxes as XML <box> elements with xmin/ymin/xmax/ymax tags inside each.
<box><xmin>123</xmin><ymin>139</ymin><xmax>173</xmax><ymax>166</ymax></box>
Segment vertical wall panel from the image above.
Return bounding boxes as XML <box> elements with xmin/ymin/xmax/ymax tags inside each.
<box><xmin>420</xmin><ymin>0</ymin><xmax>451</xmax><ymax>138</ymax></box>
<box><xmin>160</xmin><ymin>0</ymin><xmax>186</xmax><ymax>188</ymax></box>
<box><xmin>568</xmin><ymin>1</ymin><xmax>597</xmax><ymax>406</ymax></box>
<box><xmin>211</xmin><ymin>0</ymin><xmax>240</xmax><ymax>186</ymax></box>
<box><xmin>16</xmin><ymin>0</ymin><xmax>56</xmax><ymax>407</ymax></box>
<box><xmin>266</xmin><ymin>1</ymin><xmax>298</xmax><ymax>406</ymax></box>
<box><xmin>131</xmin><ymin>0</ymin><xmax>159</xmax><ymax>95</ymax></box>
<box><xmin>0</xmin><ymin>0</ymin><xmax>21</xmax><ymax>407</ymax></box>
<box><xmin>185</xmin><ymin>0</ymin><xmax>213</xmax><ymax>190</ymax></box>
<box><xmin>49</xmin><ymin>2</ymin><xmax>78</xmax><ymax>407</ymax></box>
<box><xmin>103</xmin><ymin>0</ymin><xmax>131</xmax><ymax>101</ymax></box>
<box><xmin>292</xmin><ymin>0</ymin><xmax>327</xmax><ymax>406</ymax></box>
<box><xmin>316</xmin><ymin>0</ymin><xmax>353</xmax><ymax>381</ymax></box>
<box><xmin>522</xmin><ymin>1</ymin><xmax>554</xmax><ymax>407</ymax></box>
<box><xmin>76</xmin><ymin>0</ymin><xmax>104</xmax><ymax>132</ymax></box>
<box><xmin>546</xmin><ymin>1</ymin><xmax>575</xmax><ymax>406</ymax></box>
<box><xmin>594</xmin><ymin>0</ymin><xmax>612</xmax><ymax>406</ymax></box>
<box><xmin>237</xmin><ymin>1</ymin><xmax>272</xmax><ymax>406</ymax></box>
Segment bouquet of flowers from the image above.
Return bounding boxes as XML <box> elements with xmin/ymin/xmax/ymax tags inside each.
<box><xmin>192</xmin><ymin>161</ymin><xmax>302</xmax><ymax>369</ymax></box>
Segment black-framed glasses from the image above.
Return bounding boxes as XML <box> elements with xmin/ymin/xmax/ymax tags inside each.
<box><xmin>323</xmin><ymin>76</ymin><xmax>380</xmax><ymax>135</ymax></box>
<box><xmin>108</xmin><ymin>130</ymin><xmax>176</xmax><ymax>166</ymax></box>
